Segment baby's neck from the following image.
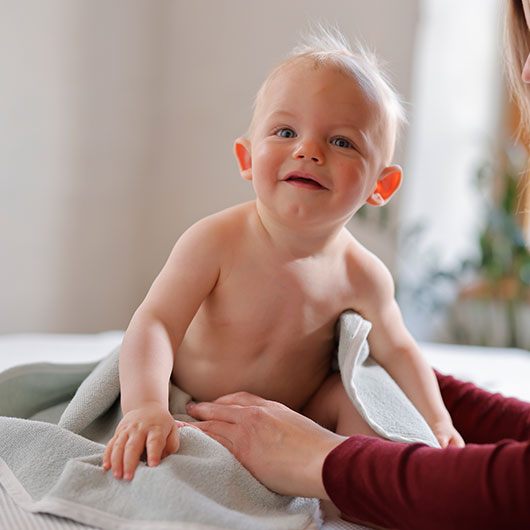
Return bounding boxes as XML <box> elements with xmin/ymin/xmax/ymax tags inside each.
<box><xmin>253</xmin><ymin>201</ymin><xmax>346</xmax><ymax>260</ymax></box>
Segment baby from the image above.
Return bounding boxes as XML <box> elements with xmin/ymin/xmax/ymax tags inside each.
<box><xmin>103</xmin><ymin>28</ymin><xmax>463</xmax><ymax>481</ymax></box>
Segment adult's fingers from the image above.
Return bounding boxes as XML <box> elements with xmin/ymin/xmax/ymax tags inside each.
<box><xmin>194</xmin><ymin>420</ymin><xmax>237</xmax><ymax>453</ymax></box>
<box><xmin>212</xmin><ymin>391</ymin><xmax>268</xmax><ymax>407</ymax></box>
<box><xmin>186</xmin><ymin>401</ymin><xmax>245</xmax><ymax>423</ymax></box>
<box><xmin>194</xmin><ymin>419</ymin><xmax>238</xmax><ymax>440</ymax></box>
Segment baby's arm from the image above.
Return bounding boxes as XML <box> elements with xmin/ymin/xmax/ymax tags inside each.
<box><xmin>352</xmin><ymin>251</ymin><xmax>464</xmax><ymax>448</ymax></box>
<box><xmin>103</xmin><ymin>217</ymin><xmax>222</xmax><ymax>479</ymax></box>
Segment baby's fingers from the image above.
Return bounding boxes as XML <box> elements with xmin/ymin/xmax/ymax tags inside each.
<box><xmin>122</xmin><ymin>431</ymin><xmax>147</xmax><ymax>481</ymax></box>
<box><xmin>145</xmin><ymin>428</ymin><xmax>169</xmax><ymax>467</ymax></box>
<box><xmin>448</xmin><ymin>431</ymin><xmax>465</xmax><ymax>448</ymax></box>
<box><xmin>161</xmin><ymin>421</ymin><xmax>196</xmax><ymax>459</ymax></box>
<box><xmin>435</xmin><ymin>432</ymin><xmax>450</xmax><ymax>448</ymax></box>
<box><xmin>164</xmin><ymin>422</ymin><xmax>181</xmax><ymax>457</ymax></box>
<box><xmin>109</xmin><ymin>432</ymin><xmax>129</xmax><ymax>479</ymax></box>
<box><xmin>102</xmin><ymin>438</ymin><xmax>114</xmax><ymax>471</ymax></box>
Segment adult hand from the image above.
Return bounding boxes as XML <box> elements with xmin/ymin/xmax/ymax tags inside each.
<box><xmin>186</xmin><ymin>392</ymin><xmax>347</xmax><ymax>498</ymax></box>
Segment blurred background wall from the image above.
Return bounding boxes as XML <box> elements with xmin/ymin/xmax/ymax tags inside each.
<box><xmin>0</xmin><ymin>0</ymin><xmax>507</xmax><ymax>337</ymax></box>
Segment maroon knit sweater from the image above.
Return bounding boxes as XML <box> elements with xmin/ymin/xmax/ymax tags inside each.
<box><xmin>322</xmin><ymin>371</ymin><xmax>530</xmax><ymax>530</ymax></box>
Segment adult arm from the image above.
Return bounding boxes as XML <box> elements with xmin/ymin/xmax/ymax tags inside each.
<box><xmin>436</xmin><ymin>370</ymin><xmax>530</xmax><ymax>443</ymax></box>
<box><xmin>324</xmin><ymin>435</ymin><xmax>530</xmax><ymax>530</ymax></box>
<box><xmin>189</xmin><ymin>377</ymin><xmax>530</xmax><ymax>530</ymax></box>
<box><xmin>328</xmin><ymin>377</ymin><xmax>530</xmax><ymax>529</ymax></box>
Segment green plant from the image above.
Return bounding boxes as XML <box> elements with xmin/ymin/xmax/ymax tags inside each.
<box><xmin>399</xmin><ymin>142</ymin><xmax>530</xmax><ymax>347</ymax></box>
<box><xmin>469</xmin><ymin>147</ymin><xmax>530</xmax><ymax>301</ymax></box>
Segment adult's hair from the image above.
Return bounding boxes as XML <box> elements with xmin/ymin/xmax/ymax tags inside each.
<box><xmin>505</xmin><ymin>0</ymin><xmax>530</xmax><ymax>139</ymax></box>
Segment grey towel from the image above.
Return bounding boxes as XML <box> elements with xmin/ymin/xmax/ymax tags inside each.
<box><xmin>0</xmin><ymin>311</ymin><xmax>437</xmax><ymax>530</ymax></box>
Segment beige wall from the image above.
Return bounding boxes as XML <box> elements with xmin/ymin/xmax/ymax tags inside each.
<box><xmin>0</xmin><ymin>0</ymin><xmax>419</xmax><ymax>333</ymax></box>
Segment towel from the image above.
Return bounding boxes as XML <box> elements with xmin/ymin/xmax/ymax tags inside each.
<box><xmin>0</xmin><ymin>311</ymin><xmax>438</xmax><ymax>530</ymax></box>
<box><xmin>336</xmin><ymin>311</ymin><xmax>439</xmax><ymax>446</ymax></box>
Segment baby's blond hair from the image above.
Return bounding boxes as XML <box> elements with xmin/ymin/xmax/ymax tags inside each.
<box><xmin>248</xmin><ymin>26</ymin><xmax>406</xmax><ymax>163</ymax></box>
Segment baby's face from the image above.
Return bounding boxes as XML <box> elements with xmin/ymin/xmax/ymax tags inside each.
<box><xmin>246</xmin><ymin>61</ymin><xmax>391</xmax><ymax>228</ymax></box>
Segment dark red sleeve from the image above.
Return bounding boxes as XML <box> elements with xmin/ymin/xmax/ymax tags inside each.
<box><xmin>323</xmin><ymin>436</ymin><xmax>530</xmax><ymax>530</ymax></box>
<box><xmin>435</xmin><ymin>371</ymin><xmax>530</xmax><ymax>443</ymax></box>
<box><xmin>322</xmin><ymin>373</ymin><xmax>530</xmax><ymax>530</ymax></box>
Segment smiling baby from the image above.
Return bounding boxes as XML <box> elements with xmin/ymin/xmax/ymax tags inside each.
<box><xmin>103</xmin><ymin>27</ymin><xmax>463</xmax><ymax>482</ymax></box>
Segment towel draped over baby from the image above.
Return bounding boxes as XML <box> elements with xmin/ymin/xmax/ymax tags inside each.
<box><xmin>0</xmin><ymin>311</ymin><xmax>438</xmax><ymax>530</ymax></box>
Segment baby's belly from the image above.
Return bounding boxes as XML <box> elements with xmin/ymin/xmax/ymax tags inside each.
<box><xmin>171</xmin><ymin>298</ymin><xmax>338</xmax><ymax>410</ymax></box>
<box><xmin>172</xmin><ymin>340</ymin><xmax>332</xmax><ymax>411</ymax></box>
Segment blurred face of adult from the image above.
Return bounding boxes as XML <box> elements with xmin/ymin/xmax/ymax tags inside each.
<box><xmin>523</xmin><ymin>0</ymin><xmax>530</xmax><ymax>83</ymax></box>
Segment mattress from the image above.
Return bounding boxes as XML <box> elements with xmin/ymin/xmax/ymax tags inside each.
<box><xmin>1</xmin><ymin>332</ymin><xmax>529</xmax><ymax>530</ymax></box>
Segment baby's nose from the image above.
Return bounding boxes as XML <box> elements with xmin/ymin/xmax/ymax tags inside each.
<box><xmin>293</xmin><ymin>140</ymin><xmax>324</xmax><ymax>164</ymax></box>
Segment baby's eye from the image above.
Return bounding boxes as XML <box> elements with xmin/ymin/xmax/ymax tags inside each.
<box><xmin>275</xmin><ymin>128</ymin><xmax>296</xmax><ymax>138</ymax></box>
<box><xmin>331</xmin><ymin>137</ymin><xmax>353</xmax><ymax>149</ymax></box>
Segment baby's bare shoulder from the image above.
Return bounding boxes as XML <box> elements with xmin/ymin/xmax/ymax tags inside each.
<box><xmin>143</xmin><ymin>203</ymin><xmax>254</xmax><ymax>313</ymax></box>
<box><xmin>342</xmin><ymin>233</ymin><xmax>395</xmax><ymax>301</ymax></box>
<box><xmin>157</xmin><ymin>202</ymin><xmax>254</xmax><ymax>284</ymax></box>
<box><xmin>178</xmin><ymin>201</ymin><xmax>253</xmax><ymax>246</ymax></box>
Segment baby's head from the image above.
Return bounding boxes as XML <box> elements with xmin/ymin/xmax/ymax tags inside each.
<box><xmin>249</xmin><ymin>29</ymin><xmax>405</xmax><ymax>167</ymax></box>
<box><xmin>235</xmin><ymin>28</ymin><xmax>406</xmax><ymax>224</ymax></box>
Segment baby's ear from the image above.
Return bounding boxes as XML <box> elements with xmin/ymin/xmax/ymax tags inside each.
<box><xmin>234</xmin><ymin>137</ymin><xmax>252</xmax><ymax>181</ymax></box>
<box><xmin>366</xmin><ymin>165</ymin><xmax>402</xmax><ymax>206</ymax></box>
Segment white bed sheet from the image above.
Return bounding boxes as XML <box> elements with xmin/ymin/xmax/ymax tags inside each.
<box><xmin>0</xmin><ymin>332</ymin><xmax>529</xmax><ymax>530</ymax></box>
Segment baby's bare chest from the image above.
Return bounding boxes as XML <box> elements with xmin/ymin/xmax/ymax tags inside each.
<box><xmin>220</xmin><ymin>269</ymin><xmax>335</xmax><ymax>328</ymax></box>
<box><xmin>173</xmin><ymin>253</ymin><xmax>356</xmax><ymax>407</ymax></box>
<box><xmin>185</xmin><ymin>257</ymin><xmax>353</xmax><ymax>357</ymax></box>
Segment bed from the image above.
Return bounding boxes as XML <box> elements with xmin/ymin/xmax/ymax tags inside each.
<box><xmin>1</xmin><ymin>331</ymin><xmax>529</xmax><ymax>530</ymax></box>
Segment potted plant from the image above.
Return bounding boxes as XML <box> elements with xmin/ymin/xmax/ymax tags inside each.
<box><xmin>450</xmin><ymin>144</ymin><xmax>530</xmax><ymax>348</ymax></box>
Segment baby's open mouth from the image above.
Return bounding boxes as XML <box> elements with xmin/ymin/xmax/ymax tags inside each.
<box><xmin>284</xmin><ymin>172</ymin><xmax>327</xmax><ymax>190</ymax></box>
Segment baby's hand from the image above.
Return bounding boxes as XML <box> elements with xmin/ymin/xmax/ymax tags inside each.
<box><xmin>432</xmin><ymin>420</ymin><xmax>465</xmax><ymax>448</ymax></box>
<box><xmin>103</xmin><ymin>403</ymin><xmax>182</xmax><ymax>480</ymax></box>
